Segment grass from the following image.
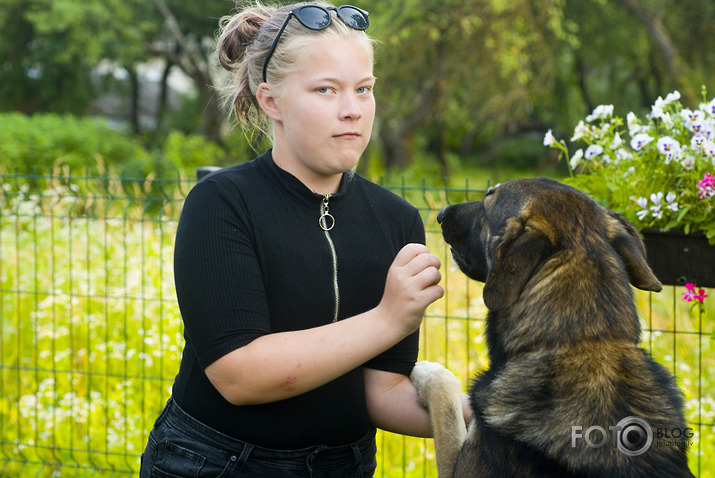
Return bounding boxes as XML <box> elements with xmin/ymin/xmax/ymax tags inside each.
<box><xmin>0</xmin><ymin>171</ymin><xmax>712</xmax><ymax>476</ymax></box>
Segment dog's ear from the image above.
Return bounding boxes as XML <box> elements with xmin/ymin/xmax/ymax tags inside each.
<box><xmin>606</xmin><ymin>211</ymin><xmax>662</xmax><ymax>292</ymax></box>
<box><xmin>483</xmin><ymin>216</ymin><xmax>556</xmax><ymax>310</ymax></box>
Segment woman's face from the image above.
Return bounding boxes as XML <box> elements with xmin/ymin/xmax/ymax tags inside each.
<box><xmin>270</xmin><ymin>35</ymin><xmax>376</xmax><ymax>193</ymax></box>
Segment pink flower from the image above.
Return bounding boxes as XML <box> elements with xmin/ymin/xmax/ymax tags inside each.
<box><xmin>682</xmin><ymin>283</ymin><xmax>708</xmax><ymax>303</ymax></box>
<box><xmin>698</xmin><ymin>173</ymin><xmax>715</xmax><ymax>200</ymax></box>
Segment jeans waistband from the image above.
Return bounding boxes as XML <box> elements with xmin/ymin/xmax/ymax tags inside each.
<box><xmin>160</xmin><ymin>397</ymin><xmax>376</xmax><ymax>462</ymax></box>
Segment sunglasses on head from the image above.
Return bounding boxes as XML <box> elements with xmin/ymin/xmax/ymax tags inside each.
<box><xmin>262</xmin><ymin>4</ymin><xmax>370</xmax><ymax>83</ymax></box>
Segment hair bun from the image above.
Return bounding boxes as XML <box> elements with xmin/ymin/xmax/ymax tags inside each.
<box><xmin>217</xmin><ymin>6</ymin><xmax>273</xmax><ymax>71</ymax></box>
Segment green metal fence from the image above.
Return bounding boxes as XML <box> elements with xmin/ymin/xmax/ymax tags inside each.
<box><xmin>1</xmin><ymin>171</ymin><xmax>713</xmax><ymax>477</ymax></box>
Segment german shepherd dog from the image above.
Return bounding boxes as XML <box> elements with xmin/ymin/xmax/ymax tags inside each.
<box><xmin>411</xmin><ymin>178</ymin><xmax>694</xmax><ymax>477</ymax></box>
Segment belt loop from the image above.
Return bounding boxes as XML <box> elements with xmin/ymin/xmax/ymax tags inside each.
<box><xmin>351</xmin><ymin>442</ymin><xmax>362</xmax><ymax>471</ymax></box>
<box><xmin>236</xmin><ymin>442</ymin><xmax>253</xmax><ymax>469</ymax></box>
<box><xmin>305</xmin><ymin>445</ymin><xmax>325</xmax><ymax>477</ymax></box>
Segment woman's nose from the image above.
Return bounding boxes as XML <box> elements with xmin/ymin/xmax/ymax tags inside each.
<box><xmin>340</xmin><ymin>94</ymin><xmax>362</xmax><ymax>120</ymax></box>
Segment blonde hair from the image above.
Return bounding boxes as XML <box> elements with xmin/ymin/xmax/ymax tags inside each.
<box><xmin>216</xmin><ymin>1</ymin><xmax>375</xmax><ymax>135</ymax></box>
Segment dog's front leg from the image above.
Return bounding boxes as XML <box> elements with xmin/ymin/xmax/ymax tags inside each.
<box><xmin>411</xmin><ymin>361</ymin><xmax>467</xmax><ymax>478</ymax></box>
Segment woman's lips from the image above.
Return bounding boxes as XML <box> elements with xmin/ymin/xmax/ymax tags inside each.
<box><xmin>334</xmin><ymin>132</ymin><xmax>360</xmax><ymax>139</ymax></box>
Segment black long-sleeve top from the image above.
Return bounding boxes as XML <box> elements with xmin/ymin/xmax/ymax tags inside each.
<box><xmin>170</xmin><ymin>150</ymin><xmax>424</xmax><ymax>449</ymax></box>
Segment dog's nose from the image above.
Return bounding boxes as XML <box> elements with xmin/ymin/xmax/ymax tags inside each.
<box><xmin>437</xmin><ymin>207</ymin><xmax>447</xmax><ymax>224</ymax></box>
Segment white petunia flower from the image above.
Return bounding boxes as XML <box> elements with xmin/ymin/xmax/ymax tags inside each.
<box><xmin>627</xmin><ymin>112</ymin><xmax>648</xmax><ymax>136</ymax></box>
<box><xmin>543</xmin><ymin>129</ymin><xmax>556</xmax><ymax>146</ymax></box>
<box><xmin>681</xmin><ymin>109</ymin><xmax>703</xmax><ymax>122</ymax></box>
<box><xmin>661</xmin><ymin>112</ymin><xmax>675</xmax><ymax>130</ymax></box>
<box><xmin>656</xmin><ymin>136</ymin><xmax>681</xmax><ymax>164</ymax></box>
<box><xmin>571</xmin><ymin>121</ymin><xmax>589</xmax><ymax>142</ymax></box>
<box><xmin>680</xmin><ymin>155</ymin><xmax>695</xmax><ymax>170</ymax></box>
<box><xmin>702</xmin><ymin>141</ymin><xmax>715</xmax><ymax>159</ymax></box>
<box><xmin>584</xmin><ymin>144</ymin><xmax>604</xmax><ymax>160</ymax></box>
<box><xmin>702</xmin><ymin>97</ymin><xmax>715</xmax><ymax>117</ymax></box>
<box><xmin>650</xmin><ymin>103</ymin><xmax>665</xmax><ymax>120</ymax></box>
<box><xmin>586</xmin><ymin>104</ymin><xmax>614</xmax><ymax>122</ymax></box>
<box><xmin>631</xmin><ymin>133</ymin><xmax>654</xmax><ymax>150</ymax></box>
<box><xmin>635</xmin><ymin>197</ymin><xmax>649</xmax><ymax>220</ymax></box>
<box><xmin>665</xmin><ymin>192</ymin><xmax>678</xmax><ymax>212</ymax></box>
<box><xmin>663</xmin><ymin>90</ymin><xmax>681</xmax><ymax>104</ymax></box>
<box><xmin>650</xmin><ymin>205</ymin><xmax>663</xmax><ymax>219</ymax></box>
<box><xmin>656</xmin><ymin>136</ymin><xmax>680</xmax><ymax>154</ymax></box>
<box><xmin>611</xmin><ymin>132</ymin><xmax>623</xmax><ymax>149</ymax></box>
<box><xmin>691</xmin><ymin>134</ymin><xmax>707</xmax><ymax>149</ymax></box>
<box><xmin>689</xmin><ymin>120</ymin><xmax>705</xmax><ymax>134</ymax></box>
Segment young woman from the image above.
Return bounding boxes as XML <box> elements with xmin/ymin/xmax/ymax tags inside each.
<box><xmin>140</xmin><ymin>2</ymin><xmax>468</xmax><ymax>476</ymax></box>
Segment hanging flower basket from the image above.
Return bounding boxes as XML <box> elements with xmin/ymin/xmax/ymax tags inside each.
<box><xmin>543</xmin><ymin>87</ymin><xmax>715</xmax><ymax>255</ymax></box>
<box><xmin>641</xmin><ymin>227</ymin><xmax>715</xmax><ymax>287</ymax></box>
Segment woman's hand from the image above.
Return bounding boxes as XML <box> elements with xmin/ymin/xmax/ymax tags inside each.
<box><xmin>377</xmin><ymin>243</ymin><xmax>444</xmax><ymax>336</ymax></box>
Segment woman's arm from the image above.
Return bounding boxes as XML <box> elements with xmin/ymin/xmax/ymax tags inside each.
<box><xmin>363</xmin><ymin>368</ymin><xmax>432</xmax><ymax>437</ymax></box>
<box><xmin>205</xmin><ymin>243</ymin><xmax>443</xmax><ymax>405</ymax></box>
<box><xmin>363</xmin><ymin>368</ymin><xmax>473</xmax><ymax>438</ymax></box>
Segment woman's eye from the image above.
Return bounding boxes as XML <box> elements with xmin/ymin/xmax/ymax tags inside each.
<box><xmin>317</xmin><ymin>87</ymin><xmax>333</xmax><ymax>94</ymax></box>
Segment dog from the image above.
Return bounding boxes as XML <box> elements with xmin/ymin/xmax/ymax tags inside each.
<box><xmin>411</xmin><ymin>178</ymin><xmax>694</xmax><ymax>477</ymax></box>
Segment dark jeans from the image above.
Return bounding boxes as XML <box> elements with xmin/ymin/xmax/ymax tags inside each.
<box><xmin>140</xmin><ymin>398</ymin><xmax>377</xmax><ymax>477</ymax></box>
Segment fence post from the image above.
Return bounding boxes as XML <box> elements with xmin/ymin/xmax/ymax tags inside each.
<box><xmin>196</xmin><ymin>166</ymin><xmax>221</xmax><ymax>181</ymax></box>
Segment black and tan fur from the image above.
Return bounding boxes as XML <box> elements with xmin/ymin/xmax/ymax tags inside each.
<box><xmin>411</xmin><ymin>178</ymin><xmax>694</xmax><ymax>477</ymax></box>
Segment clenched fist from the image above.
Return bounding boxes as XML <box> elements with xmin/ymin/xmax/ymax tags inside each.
<box><xmin>377</xmin><ymin>243</ymin><xmax>443</xmax><ymax>336</ymax></box>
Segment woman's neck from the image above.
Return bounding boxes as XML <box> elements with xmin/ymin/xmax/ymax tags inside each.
<box><xmin>271</xmin><ymin>148</ymin><xmax>343</xmax><ymax>195</ymax></box>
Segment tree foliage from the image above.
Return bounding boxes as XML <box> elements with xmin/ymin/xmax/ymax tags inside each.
<box><xmin>0</xmin><ymin>0</ymin><xmax>157</xmax><ymax>113</ymax></box>
<box><xmin>368</xmin><ymin>0</ymin><xmax>575</xmax><ymax>169</ymax></box>
<box><xmin>1</xmin><ymin>0</ymin><xmax>714</xmax><ymax>170</ymax></box>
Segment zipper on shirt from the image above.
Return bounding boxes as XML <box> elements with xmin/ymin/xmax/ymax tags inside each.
<box><xmin>319</xmin><ymin>194</ymin><xmax>339</xmax><ymax>323</ymax></box>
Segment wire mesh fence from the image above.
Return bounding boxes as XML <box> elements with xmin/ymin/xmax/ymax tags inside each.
<box><xmin>1</xmin><ymin>170</ymin><xmax>712</xmax><ymax>477</ymax></box>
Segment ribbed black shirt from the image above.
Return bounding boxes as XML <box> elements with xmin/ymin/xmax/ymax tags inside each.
<box><xmin>171</xmin><ymin>150</ymin><xmax>424</xmax><ymax>449</ymax></box>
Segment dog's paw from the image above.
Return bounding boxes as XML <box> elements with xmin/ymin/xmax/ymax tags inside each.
<box><xmin>411</xmin><ymin>361</ymin><xmax>460</xmax><ymax>407</ymax></box>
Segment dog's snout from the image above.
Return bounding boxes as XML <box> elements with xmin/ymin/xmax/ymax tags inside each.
<box><xmin>437</xmin><ymin>208</ymin><xmax>445</xmax><ymax>224</ymax></box>
<box><xmin>437</xmin><ymin>207</ymin><xmax>449</xmax><ymax>224</ymax></box>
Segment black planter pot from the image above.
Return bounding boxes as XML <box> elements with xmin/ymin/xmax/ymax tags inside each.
<box><xmin>641</xmin><ymin>228</ymin><xmax>715</xmax><ymax>288</ymax></box>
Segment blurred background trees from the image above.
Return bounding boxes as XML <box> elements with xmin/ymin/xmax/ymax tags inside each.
<box><xmin>1</xmin><ymin>0</ymin><xmax>713</xmax><ymax>176</ymax></box>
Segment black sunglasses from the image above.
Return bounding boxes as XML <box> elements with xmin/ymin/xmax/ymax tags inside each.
<box><xmin>262</xmin><ymin>4</ymin><xmax>370</xmax><ymax>83</ymax></box>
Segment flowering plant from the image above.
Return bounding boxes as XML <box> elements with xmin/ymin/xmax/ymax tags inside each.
<box><xmin>682</xmin><ymin>282</ymin><xmax>709</xmax><ymax>317</ymax></box>
<box><xmin>544</xmin><ymin>87</ymin><xmax>715</xmax><ymax>245</ymax></box>
<box><xmin>682</xmin><ymin>282</ymin><xmax>708</xmax><ymax>303</ymax></box>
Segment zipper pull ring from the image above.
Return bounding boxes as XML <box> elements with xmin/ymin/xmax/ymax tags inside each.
<box><xmin>319</xmin><ymin>194</ymin><xmax>335</xmax><ymax>231</ymax></box>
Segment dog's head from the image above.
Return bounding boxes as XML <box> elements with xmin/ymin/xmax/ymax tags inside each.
<box><xmin>438</xmin><ymin>178</ymin><xmax>662</xmax><ymax>311</ymax></box>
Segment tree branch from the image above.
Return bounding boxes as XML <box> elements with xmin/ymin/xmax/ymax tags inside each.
<box><xmin>150</xmin><ymin>0</ymin><xmax>209</xmax><ymax>83</ymax></box>
<box><xmin>613</xmin><ymin>0</ymin><xmax>692</xmax><ymax>100</ymax></box>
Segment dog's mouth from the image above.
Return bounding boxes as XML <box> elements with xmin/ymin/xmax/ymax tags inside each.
<box><xmin>447</xmin><ymin>245</ymin><xmax>489</xmax><ymax>283</ymax></box>
<box><xmin>450</xmin><ymin>248</ymin><xmax>470</xmax><ymax>269</ymax></box>
<box><xmin>449</xmin><ymin>248</ymin><xmax>477</xmax><ymax>277</ymax></box>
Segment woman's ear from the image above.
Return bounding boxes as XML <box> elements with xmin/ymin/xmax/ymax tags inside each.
<box><xmin>256</xmin><ymin>83</ymin><xmax>282</xmax><ymax>121</ymax></box>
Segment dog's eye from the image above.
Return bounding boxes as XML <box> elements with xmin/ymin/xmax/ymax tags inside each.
<box><xmin>485</xmin><ymin>183</ymin><xmax>501</xmax><ymax>197</ymax></box>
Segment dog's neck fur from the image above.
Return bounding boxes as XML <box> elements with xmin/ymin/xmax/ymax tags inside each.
<box><xmin>486</xmin><ymin>242</ymin><xmax>642</xmax><ymax>364</ymax></box>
